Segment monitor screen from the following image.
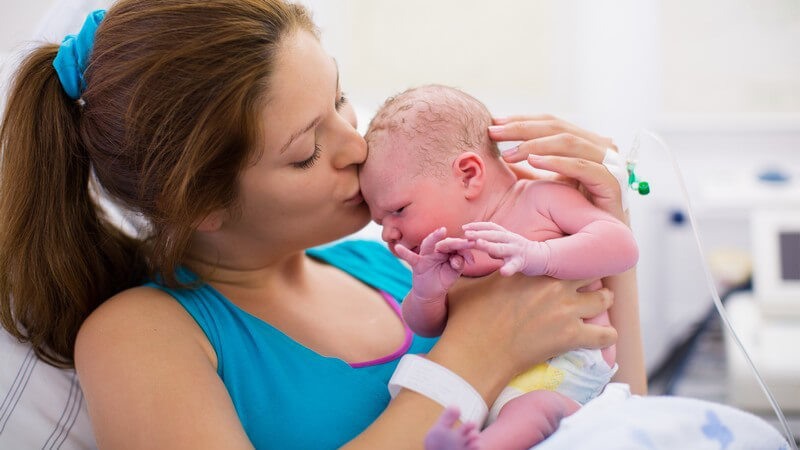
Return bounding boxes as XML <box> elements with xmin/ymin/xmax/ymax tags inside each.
<box><xmin>779</xmin><ymin>231</ymin><xmax>800</xmax><ymax>281</ymax></box>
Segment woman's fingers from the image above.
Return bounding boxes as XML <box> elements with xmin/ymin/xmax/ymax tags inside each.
<box><xmin>492</xmin><ymin>114</ymin><xmax>557</xmax><ymax>125</ymax></box>
<box><xmin>528</xmin><ymin>155</ymin><xmax>624</xmax><ymax>220</ymax></box>
<box><xmin>576</xmin><ymin>323</ymin><xmax>618</xmax><ymax>350</ymax></box>
<box><xmin>394</xmin><ymin>243</ymin><xmax>420</xmax><ymax>267</ymax></box>
<box><xmin>501</xmin><ymin>133</ymin><xmax>606</xmax><ymax>164</ymax></box>
<box><xmin>573</xmin><ymin>287</ymin><xmax>614</xmax><ymax>319</ymax></box>
<box><xmin>489</xmin><ymin>117</ymin><xmax>615</xmax><ymax>151</ymax></box>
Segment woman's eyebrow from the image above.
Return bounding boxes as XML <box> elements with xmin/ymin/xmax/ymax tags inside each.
<box><xmin>280</xmin><ymin>116</ymin><xmax>322</xmax><ymax>154</ymax></box>
<box><xmin>280</xmin><ymin>59</ymin><xmax>339</xmax><ymax>155</ymax></box>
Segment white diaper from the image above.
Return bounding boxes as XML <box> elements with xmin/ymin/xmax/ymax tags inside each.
<box><xmin>486</xmin><ymin>348</ymin><xmax>618</xmax><ymax>425</ymax></box>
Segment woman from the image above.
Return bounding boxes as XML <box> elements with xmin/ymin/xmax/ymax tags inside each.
<box><xmin>0</xmin><ymin>0</ymin><xmax>643</xmax><ymax>448</ymax></box>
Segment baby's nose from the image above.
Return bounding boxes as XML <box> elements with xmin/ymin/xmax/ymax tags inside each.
<box><xmin>381</xmin><ymin>225</ymin><xmax>401</xmax><ymax>244</ymax></box>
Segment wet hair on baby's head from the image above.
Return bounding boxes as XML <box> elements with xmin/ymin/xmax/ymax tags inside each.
<box><xmin>365</xmin><ymin>84</ymin><xmax>500</xmax><ymax>176</ymax></box>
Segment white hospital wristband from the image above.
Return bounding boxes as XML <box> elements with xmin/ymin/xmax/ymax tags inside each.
<box><xmin>602</xmin><ymin>148</ymin><xmax>630</xmax><ymax>212</ymax></box>
<box><xmin>388</xmin><ymin>354</ymin><xmax>488</xmax><ymax>426</ymax></box>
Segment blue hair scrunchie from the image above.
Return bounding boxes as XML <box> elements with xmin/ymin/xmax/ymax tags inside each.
<box><xmin>53</xmin><ymin>9</ymin><xmax>106</xmax><ymax>100</ymax></box>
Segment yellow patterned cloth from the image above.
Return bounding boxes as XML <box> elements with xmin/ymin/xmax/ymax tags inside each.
<box><xmin>508</xmin><ymin>362</ymin><xmax>566</xmax><ymax>392</ymax></box>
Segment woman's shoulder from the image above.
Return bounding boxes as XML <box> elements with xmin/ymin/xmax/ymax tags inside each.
<box><xmin>75</xmin><ymin>286</ymin><xmax>216</xmax><ymax>370</ymax></box>
<box><xmin>73</xmin><ymin>288</ymin><xmax>249</xmax><ymax>448</ymax></box>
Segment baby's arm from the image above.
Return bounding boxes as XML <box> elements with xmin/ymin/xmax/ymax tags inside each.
<box><xmin>532</xmin><ymin>181</ymin><xmax>638</xmax><ymax>279</ymax></box>
<box><xmin>395</xmin><ymin>228</ymin><xmax>473</xmax><ymax>337</ymax></box>
<box><xmin>466</xmin><ymin>181</ymin><xmax>638</xmax><ymax>279</ymax></box>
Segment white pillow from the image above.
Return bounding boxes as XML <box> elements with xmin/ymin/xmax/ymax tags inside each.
<box><xmin>0</xmin><ymin>329</ymin><xmax>96</xmax><ymax>449</ymax></box>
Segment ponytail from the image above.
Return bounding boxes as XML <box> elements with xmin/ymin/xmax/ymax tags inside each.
<box><xmin>0</xmin><ymin>44</ymin><xmax>147</xmax><ymax>368</ymax></box>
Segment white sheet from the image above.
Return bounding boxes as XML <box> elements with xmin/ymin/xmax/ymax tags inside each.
<box><xmin>538</xmin><ymin>383</ymin><xmax>790</xmax><ymax>449</ymax></box>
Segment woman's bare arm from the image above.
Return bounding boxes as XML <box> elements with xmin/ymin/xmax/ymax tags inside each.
<box><xmin>75</xmin><ymin>288</ymin><xmax>254</xmax><ymax>449</ymax></box>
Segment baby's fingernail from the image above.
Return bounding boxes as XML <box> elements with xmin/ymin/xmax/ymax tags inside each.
<box><xmin>488</xmin><ymin>125</ymin><xmax>504</xmax><ymax>133</ymax></box>
<box><xmin>501</xmin><ymin>146</ymin><xmax>518</xmax><ymax>157</ymax></box>
<box><xmin>528</xmin><ymin>154</ymin><xmax>543</xmax><ymax>162</ymax></box>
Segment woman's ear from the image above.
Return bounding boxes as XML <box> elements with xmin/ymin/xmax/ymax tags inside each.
<box><xmin>452</xmin><ymin>152</ymin><xmax>485</xmax><ymax>200</ymax></box>
<box><xmin>196</xmin><ymin>209</ymin><xmax>228</xmax><ymax>232</ymax></box>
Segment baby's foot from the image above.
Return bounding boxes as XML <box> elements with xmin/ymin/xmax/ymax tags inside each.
<box><xmin>424</xmin><ymin>406</ymin><xmax>481</xmax><ymax>450</ymax></box>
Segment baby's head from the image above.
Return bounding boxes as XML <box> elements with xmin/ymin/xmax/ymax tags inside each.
<box><xmin>360</xmin><ymin>84</ymin><xmax>504</xmax><ymax>254</ymax></box>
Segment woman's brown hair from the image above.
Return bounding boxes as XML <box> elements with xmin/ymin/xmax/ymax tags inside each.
<box><xmin>0</xmin><ymin>0</ymin><xmax>316</xmax><ymax>368</ymax></box>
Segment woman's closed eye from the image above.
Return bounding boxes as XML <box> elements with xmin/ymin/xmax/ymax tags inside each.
<box><xmin>335</xmin><ymin>92</ymin><xmax>347</xmax><ymax>110</ymax></box>
<box><xmin>293</xmin><ymin>144</ymin><xmax>322</xmax><ymax>169</ymax></box>
<box><xmin>292</xmin><ymin>93</ymin><xmax>347</xmax><ymax>170</ymax></box>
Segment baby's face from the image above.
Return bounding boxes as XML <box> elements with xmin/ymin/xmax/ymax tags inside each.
<box><xmin>360</xmin><ymin>140</ymin><xmax>468</xmax><ymax>257</ymax></box>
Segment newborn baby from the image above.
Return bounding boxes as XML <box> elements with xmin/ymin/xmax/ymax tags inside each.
<box><xmin>359</xmin><ymin>85</ymin><xmax>639</xmax><ymax>449</ymax></box>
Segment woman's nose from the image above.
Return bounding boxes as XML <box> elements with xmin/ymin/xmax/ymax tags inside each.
<box><xmin>332</xmin><ymin>120</ymin><xmax>367</xmax><ymax>169</ymax></box>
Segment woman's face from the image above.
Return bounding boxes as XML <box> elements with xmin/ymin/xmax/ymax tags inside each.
<box><xmin>231</xmin><ymin>30</ymin><xmax>370</xmax><ymax>255</ymax></box>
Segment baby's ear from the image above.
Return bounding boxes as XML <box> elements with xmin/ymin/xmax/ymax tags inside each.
<box><xmin>452</xmin><ymin>152</ymin><xmax>485</xmax><ymax>199</ymax></box>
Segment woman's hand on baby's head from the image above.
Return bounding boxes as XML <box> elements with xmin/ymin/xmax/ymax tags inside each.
<box><xmin>487</xmin><ymin>115</ymin><xmax>626</xmax><ymax>222</ymax></box>
<box><xmin>488</xmin><ymin>115</ymin><xmax>614</xmax><ymax>165</ymax></box>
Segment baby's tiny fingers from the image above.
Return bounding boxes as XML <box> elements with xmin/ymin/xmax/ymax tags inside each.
<box><xmin>464</xmin><ymin>229</ymin><xmax>513</xmax><ymax>244</ymax></box>
<box><xmin>435</xmin><ymin>237</ymin><xmax>473</xmax><ymax>254</ymax></box>
<box><xmin>436</xmin><ymin>406</ymin><xmax>461</xmax><ymax>428</ymax></box>
<box><xmin>394</xmin><ymin>244</ymin><xmax>419</xmax><ymax>266</ymax></box>
<box><xmin>459</xmin><ymin>249</ymin><xmax>475</xmax><ymax>265</ymax></box>
<box><xmin>460</xmin><ymin>421</ymin><xmax>477</xmax><ymax>436</ymax></box>
<box><xmin>449</xmin><ymin>254</ymin><xmax>464</xmax><ymax>271</ymax></box>
<box><xmin>499</xmin><ymin>259</ymin><xmax>522</xmax><ymax>276</ymax></box>
<box><xmin>472</xmin><ymin>239</ymin><xmax>513</xmax><ymax>258</ymax></box>
<box><xmin>462</xmin><ymin>221</ymin><xmax>505</xmax><ymax>232</ymax></box>
<box><xmin>420</xmin><ymin>227</ymin><xmax>447</xmax><ymax>255</ymax></box>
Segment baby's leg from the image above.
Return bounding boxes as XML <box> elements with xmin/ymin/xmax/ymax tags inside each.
<box><xmin>479</xmin><ymin>390</ymin><xmax>580</xmax><ymax>449</ymax></box>
<box><xmin>425</xmin><ymin>391</ymin><xmax>580</xmax><ymax>450</ymax></box>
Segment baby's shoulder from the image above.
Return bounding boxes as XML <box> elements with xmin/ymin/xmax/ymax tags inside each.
<box><xmin>517</xmin><ymin>179</ymin><xmax>580</xmax><ymax>203</ymax></box>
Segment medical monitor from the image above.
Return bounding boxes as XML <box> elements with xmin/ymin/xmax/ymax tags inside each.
<box><xmin>751</xmin><ymin>209</ymin><xmax>800</xmax><ymax>316</ymax></box>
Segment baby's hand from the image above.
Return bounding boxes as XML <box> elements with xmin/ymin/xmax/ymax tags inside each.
<box><xmin>395</xmin><ymin>227</ymin><xmax>474</xmax><ymax>302</ymax></box>
<box><xmin>463</xmin><ymin>222</ymin><xmax>548</xmax><ymax>277</ymax></box>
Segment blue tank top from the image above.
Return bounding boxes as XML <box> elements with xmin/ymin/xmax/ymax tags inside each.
<box><xmin>144</xmin><ymin>240</ymin><xmax>438</xmax><ymax>449</ymax></box>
